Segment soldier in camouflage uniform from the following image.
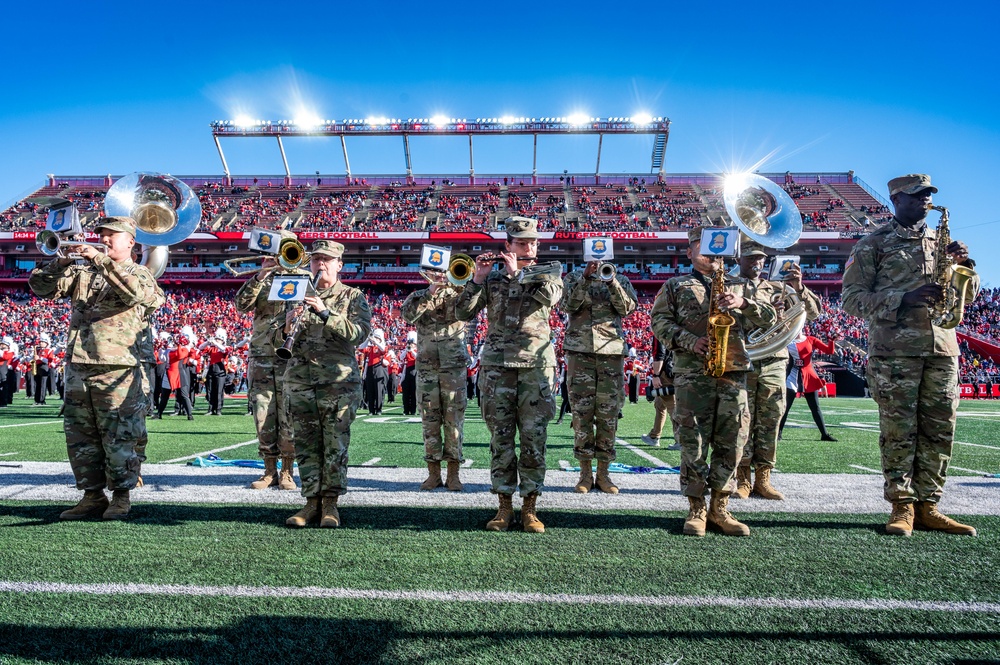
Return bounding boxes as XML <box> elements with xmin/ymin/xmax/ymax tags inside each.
<box><xmin>843</xmin><ymin>174</ymin><xmax>979</xmax><ymax>537</ymax></box>
<box><xmin>650</xmin><ymin>227</ymin><xmax>775</xmax><ymax>537</ymax></box>
<box><xmin>135</xmin><ymin>282</ymin><xmax>165</xmax><ymax>484</ymax></box>
<box><xmin>456</xmin><ymin>217</ymin><xmax>562</xmax><ymax>533</ymax></box>
<box><xmin>562</xmin><ymin>259</ymin><xmax>638</xmax><ymax>494</ymax></box>
<box><xmin>733</xmin><ymin>239</ymin><xmax>821</xmax><ymax>501</ymax></box>
<box><xmin>28</xmin><ymin>217</ymin><xmax>161</xmax><ymax>520</ymax></box>
<box><xmin>401</xmin><ymin>276</ymin><xmax>470</xmax><ymax>491</ymax></box>
<box><xmin>235</xmin><ymin>232</ymin><xmax>307</xmax><ymax>491</ymax></box>
<box><xmin>278</xmin><ymin>240</ymin><xmax>372</xmax><ymax>528</ymax></box>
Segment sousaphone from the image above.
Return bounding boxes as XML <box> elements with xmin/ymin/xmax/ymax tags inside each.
<box><xmin>104</xmin><ymin>172</ymin><xmax>202</xmax><ymax>278</ymax></box>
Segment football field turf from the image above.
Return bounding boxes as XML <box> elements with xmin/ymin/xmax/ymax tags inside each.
<box><xmin>1</xmin><ymin>393</ymin><xmax>999</xmax><ymax>664</ymax></box>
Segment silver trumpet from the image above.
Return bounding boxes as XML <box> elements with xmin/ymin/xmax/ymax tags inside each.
<box><xmin>597</xmin><ymin>263</ymin><xmax>617</xmax><ymax>281</ymax></box>
<box><xmin>36</xmin><ymin>230</ymin><xmax>107</xmax><ymax>259</ymax></box>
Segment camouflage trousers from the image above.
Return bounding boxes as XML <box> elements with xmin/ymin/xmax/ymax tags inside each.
<box><xmin>740</xmin><ymin>356</ymin><xmax>786</xmax><ymax>469</ymax></box>
<box><xmin>867</xmin><ymin>356</ymin><xmax>959</xmax><ymax>504</ymax></box>
<box><xmin>63</xmin><ymin>363</ymin><xmax>146</xmax><ymax>492</ymax></box>
<box><xmin>137</xmin><ymin>361</ymin><xmax>155</xmax><ymax>463</ymax></box>
<box><xmin>479</xmin><ymin>365</ymin><xmax>556</xmax><ymax>497</ymax></box>
<box><xmin>249</xmin><ymin>357</ymin><xmax>295</xmax><ymax>458</ymax></box>
<box><xmin>566</xmin><ymin>351</ymin><xmax>624</xmax><ymax>461</ymax></box>
<box><xmin>283</xmin><ymin>380</ymin><xmax>362</xmax><ymax>498</ymax></box>
<box><xmin>417</xmin><ymin>365</ymin><xmax>466</xmax><ymax>463</ymax></box>
<box><xmin>674</xmin><ymin>367</ymin><xmax>750</xmax><ymax>497</ymax></box>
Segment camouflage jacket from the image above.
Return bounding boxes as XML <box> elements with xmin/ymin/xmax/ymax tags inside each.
<box><xmin>235</xmin><ymin>268</ymin><xmax>311</xmax><ymax>359</ymax></box>
<box><xmin>561</xmin><ymin>270</ymin><xmax>638</xmax><ymax>355</ymax></box>
<box><xmin>275</xmin><ymin>280</ymin><xmax>372</xmax><ymax>384</ymax></box>
<box><xmin>400</xmin><ymin>287</ymin><xmax>469</xmax><ymax>370</ymax></box>
<box><xmin>742</xmin><ymin>277</ymin><xmax>822</xmax><ymax>360</ymax></box>
<box><xmin>456</xmin><ymin>264</ymin><xmax>563</xmax><ymax>368</ymax></box>
<box><xmin>842</xmin><ymin>218</ymin><xmax>979</xmax><ymax>357</ymax></box>
<box><xmin>139</xmin><ymin>283</ymin><xmax>167</xmax><ymax>364</ymax></box>
<box><xmin>28</xmin><ymin>256</ymin><xmax>160</xmax><ymax>367</ymax></box>
<box><xmin>650</xmin><ymin>271</ymin><xmax>776</xmax><ymax>373</ymax></box>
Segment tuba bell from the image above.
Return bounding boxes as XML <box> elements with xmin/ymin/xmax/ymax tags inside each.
<box><xmin>104</xmin><ymin>172</ymin><xmax>202</xmax><ymax>278</ymax></box>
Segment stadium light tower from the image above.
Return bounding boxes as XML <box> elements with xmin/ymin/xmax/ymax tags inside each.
<box><xmin>209</xmin><ymin>115</ymin><xmax>671</xmax><ymax>185</ymax></box>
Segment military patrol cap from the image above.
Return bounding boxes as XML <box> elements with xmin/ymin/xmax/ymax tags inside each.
<box><xmin>740</xmin><ymin>239</ymin><xmax>769</xmax><ymax>258</ymax></box>
<box><xmin>505</xmin><ymin>216</ymin><xmax>539</xmax><ymax>239</ymax></box>
<box><xmin>94</xmin><ymin>216</ymin><xmax>137</xmax><ymax>238</ymax></box>
<box><xmin>888</xmin><ymin>173</ymin><xmax>938</xmax><ymax>197</ymax></box>
<box><xmin>311</xmin><ymin>239</ymin><xmax>345</xmax><ymax>258</ymax></box>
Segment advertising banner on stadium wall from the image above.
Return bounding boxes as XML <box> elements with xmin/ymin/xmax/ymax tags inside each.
<box><xmin>960</xmin><ymin>384</ymin><xmax>999</xmax><ymax>398</ymax></box>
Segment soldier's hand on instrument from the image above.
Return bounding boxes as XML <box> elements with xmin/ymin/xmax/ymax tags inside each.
<box><xmin>947</xmin><ymin>240</ymin><xmax>970</xmax><ymax>264</ymax></box>
<box><xmin>718</xmin><ymin>292</ymin><xmax>746</xmax><ymax>310</ymax></box>
<box><xmin>285</xmin><ymin>306</ymin><xmax>303</xmax><ymax>333</ymax></box>
<box><xmin>473</xmin><ymin>254</ymin><xmax>495</xmax><ymax>283</ymax></box>
<box><xmin>783</xmin><ymin>264</ymin><xmax>804</xmax><ymax>292</ymax></box>
<box><xmin>903</xmin><ymin>283</ymin><xmax>943</xmax><ymax>307</ymax></box>
<box><xmin>583</xmin><ymin>261</ymin><xmax>599</xmax><ymax>279</ymax></box>
<box><xmin>257</xmin><ymin>257</ymin><xmax>278</xmax><ymax>279</ymax></box>
<box><xmin>73</xmin><ymin>244</ymin><xmax>101</xmax><ymax>262</ymax></box>
<box><xmin>693</xmin><ymin>337</ymin><xmax>710</xmax><ymax>355</ymax></box>
<box><xmin>499</xmin><ymin>252</ymin><xmax>518</xmax><ymax>277</ymax></box>
<box><xmin>303</xmin><ymin>295</ymin><xmax>327</xmax><ymax>314</ymax></box>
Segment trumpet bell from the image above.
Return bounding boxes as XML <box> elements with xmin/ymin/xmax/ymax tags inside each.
<box><xmin>448</xmin><ymin>254</ymin><xmax>475</xmax><ymax>286</ymax></box>
<box><xmin>36</xmin><ymin>230</ymin><xmax>62</xmax><ymax>256</ymax></box>
<box><xmin>597</xmin><ymin>263</ymin><xmax>617</xmax><ymax>281</ymax></box>
<box><xmin>105</xmin><ymin>172</ymin><xmax>202</xmax><ymax>247</ymax></box>
<box><xmin>278</xmin><ymin>239</ymin><xmax>308</xmax><ymax>271</ymax></box>
<box><xmin>723</xmin><ymin>173</ymin><xmax>802</xmax><ymax>250</ymax></box>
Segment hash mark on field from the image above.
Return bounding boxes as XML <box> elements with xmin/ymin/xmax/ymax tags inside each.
<box><xmin>558</xmin><ymin>460</ymin><xmax>572</xmax><ymax>469</ymax></box>
<box><xmin>950</xmin><ymin>465</ymin><xmax>991</xmax><ymax>475</ymax></box>
<box><xmin>955</xmin><ymin>440</ymin><xmax>1000</xmax><ymax>451</ymax></box>
<box><xmin>617</xmin><ymin>438</ymin><xmax>668</xmax><ymax>467</ymax></box>
<box><xmin>461</xmin><ymin>459</ymin><xmax>474</xmax><ymax>468</ymax></box>
<box><xmin>850</xmin><ymin>465</ymin><xmax>881</xmax><ymax>474</ymax></box>
<box><xmin>361</xmin><ymin>458</ymin><xmax>381</xmax><ymax>466</ymax></box>
<box><xmin>0</xmin><ymin>452</ymin><xmax>19</xmax><ymax>457</ymax></box>
<box><xmin>0</xmin><ymin>421</ymin><xmax>61</xmax><ymax>429</ymax></box>
<box><xmin>3</xmin><ymin>581</ymin><xmax>998</xmax><ymax>614</ymax></box>
<box><xmin>163</xmin><ymin>439</ymin><xmax>259</xmax><ymax>464</ymax></box>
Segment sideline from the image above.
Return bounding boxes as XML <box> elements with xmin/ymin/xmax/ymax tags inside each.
<box><xmin>1</xmin><ymin>580</ymin><xmax>997</xmax><ymax>614</ymax></box>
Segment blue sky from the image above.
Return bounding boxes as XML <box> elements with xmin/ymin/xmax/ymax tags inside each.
<box><xmin>3</xmin><ymin>1</ymin><xmax>999</xmax><ymax>282</ymax></box>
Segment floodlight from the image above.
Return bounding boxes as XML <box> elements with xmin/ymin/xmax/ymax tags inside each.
<box><xmin>567</xmin><ymin>113</ymin><xmax>589</xmax><ymax>126</ymax></box>
<box><xmin>366</xmin><ymin>116</ymin><xmax>389</xmax><ymax>126</ymax></box>
<box><xmin>234</xmin><ymin>115</ymin><xmax>255</xmax><ymax>129</ymax></box>
<box><xmin>633</xmin><ymin>112</ymin><xmax>653</xmax><ymax>125</ymax></box>
<box><xmin>500</xmin><ymin>115</ymin><xmax>515</xmax><ymax>126</ymax></box>
<box><xmin>431</xmin><ymin>115</ymin><xmax>448</xmax><ymax>127</ymax></box>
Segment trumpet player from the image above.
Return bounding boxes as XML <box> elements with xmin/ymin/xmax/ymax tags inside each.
<box><xmin>235</xmin><ymin>233</ymin><xmax>308</xmax><ymax>491</ymax></box>
<box><xmin>456</xmin><ymin>216</ymin><xmax>563</xmax><ymax>533</ymax></box>
<box><xmin>843</xmin><ymin>174</ymin><xmax>979</xmax><ymax>537</ymax></box>
<box><xmin>28</xmin><ymin>217</ymin><xmax>161</xmax><ymax>521</ymax></box>
<box><xmin>562</xmin><ymin>258</ymin><xmax>638</xmax><ymax>494</ymax></box>
<box><xmin>278</xmin><ymin>240</ymin><xmax>372</xmax><ymax>529</ymax></box>
<box><xmin>401</xmin><ymin>268</ymin><xmax>471</xmax><ymax>491</ymax></box>
<box><xmin>733</xmin><ymin>239</ymin><xmax>821</xmax><ymax>501</ymax></box>
<box><xmin>650</xmin><ymin>227</ymin><xmax>775</xmax><ymax>537</ymax></box>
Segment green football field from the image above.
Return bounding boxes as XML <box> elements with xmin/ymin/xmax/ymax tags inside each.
<box><xmin>2</xmin><ymin>393</ymin><xmax>1000</xmax><ymax>664</ymax></box>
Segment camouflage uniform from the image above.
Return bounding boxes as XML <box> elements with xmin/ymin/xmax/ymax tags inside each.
<box><xmin>137</xmin><ymin>285</ymin><xmax>165</xmax><ymax>464</ymax></box>
<box><xmin>278</xmin><ymin>277</ymin><xmax>372</xmax><ymax>498</ymax></box>
<box><xmin>650</xmin><ymin>267</ymin><xmax>775</xmax><ymax>497</ymax></box>
<box><xmin>561</xmin><ymin>268</ymin><xmax>638</xmax><ymax>462</ymax></box>
<box><xmin>648</xmin><ymin>339</ymin><xmax>676</xmax><ymax>440</ymax></box>
<box><xmin>28</xmin><ymin>251</ymin><xmax>160</xmax><ymax>492</ymax></box>
<box><xmin>456</xmin><ymin>261</ymin><xmax>562</xmax><ymax>497</ymax></box>
<box><xmin>843</xmin><ymin>213</ymin><xmax>979</xmax><ymax>505</ymax></box>
<box><xmin>235</xmin><ymin>268</ymin><xmax>309</xmax><ymax>459</ymax></box>
<box><xmin>400</xmin><ymin>286</ymin><xmax>469</xmax><ymax>463</ymax></box>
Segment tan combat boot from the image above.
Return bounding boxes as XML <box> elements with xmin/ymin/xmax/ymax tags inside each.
<box><xmin>752</xmin><ymin>466</ymin><xmax>785</xmax><ymax>500</ymax></box>
<box><xmin>286</xmin><ymin>497</ymin><xmax>321</xmax><ymax>528</ymax></box>
<box><xmin>521</xmin><ymin>493</ymin><xmax>545</xmax><ymax>533</ymax></box>
<box><xmin>732</xmin><ymin>466</ymin><xmax>752</xmax><ymax>499</ymax></box>
<box><xmin>420</xmin><ymin>461</ymin><xmax>443</xmax><ymax>491</ymax></box>
<box><xmin>914</xmin><ymin>501</ymin><xmax>977</xmax><ymax>536</ymax></box>
<box><xmin>683</xmin><ymin>496</ymin><xmax>707</xmax><ymax>537</ymax></box>
<box><xmin>595</xmin><ymin>460</ymin><xmax>619</xmax><ymax>494</ymax></box>
<box><xmin>574</xmin><ymin>459</ymin><xmax>594</xmax><ymax>494</ymax></box>
<box><xmin>319</xmin><ymin>496</ymin><xmax>340</xmax><ymax>528</ymax></box>
<box><xmin>59</xmin><ymin>490</ymin><xmax>109</xmax><ymax>520</ymax></box>
<box><xmin>707</xmin><ymin>490</ymin><xmax>750</xmax><ymax>536</ymax></box>
<box><xmin>102</xmin><ymin>490</ymin><xmax>131</xmax><ymax>520</ymax></box>
<box><xmin>278</xmin><ymin>457</ymin><xmax>297</xmax><ymax>491</ymax></box>
<box><xmin>885</xmin><ymin>501</ymin><xmax>914</xmax><ymax>536</ymax></box>
<box><xmin>486</xmin><ymin>494</ymin><xmax>514</xmax><ymax>531</ymax></box>
<box><xmin>249</xmin><ymin>456</ymin><xmax>279</xmax><ymax>490</ymax></box>
<box><xmin>445</xmin><ymin>461</ymin><xmax>463</xmax><ymax>492</ymax></box>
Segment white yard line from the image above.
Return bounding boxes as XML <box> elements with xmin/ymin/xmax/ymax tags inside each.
<box><xmin>162</xmin><ymin>439</ymin><xmax>259</xmax><ymax>464</ymax></box>
<box><xmin>461</xmin><ymin>459</ymin><xmax>474</xmax><ymax>468</ymax></box>
<box><xmin>1</xmin><ymin>581</ymin><xmax>997</xmax><ymax>614</ymax></box>
<box><xmin>0</xmin><ymin>452</ymin><xmax>19</xmax><ymax>457</ymax></box>
<box><xmin>617</xmin><ymin>438</ymin><xmax>669</xmax><ymax>467</ymax></box>
<box><xmin>950</xmin><ymin>465</ymin><xmax>991</xmax><ymax>476</ymax></box>
<box><xmin>955</xmin><ymin>440</ymin><xmax>1000</xmax><ymax>451</ymax></box>
<box><xmin>360</xmin><ymin>458</ymin><xmax>381</xmax><ymax>466</ymax></box>
<box><xmin>849</xmin><ymin>465</ymin><xmax>882</xmax><ymax>474</ymax></box>
<box><xmin>558</xmin><ymin>459</ymin><xmax>572</xmax><ymax>469</ymax></box>
<box><xmin>0</xmin><ymin>421</ymin><xmax>61</xmax><ymax>429</ymax></box>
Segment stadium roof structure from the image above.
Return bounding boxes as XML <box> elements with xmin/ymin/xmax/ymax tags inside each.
<box><xmin>209</xmin><ymin>115</ymin><xmax>671</xmax><ymax>185</ymax></box>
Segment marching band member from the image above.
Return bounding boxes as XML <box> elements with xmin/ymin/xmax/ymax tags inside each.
<box><xmin>561</xmin><ymin>256</ymin><xmax>638</xmax><ymax>494</ymax></box>
<box><xmin>279</xmin><ymin>240</ymin><xmax>372</xmax><ymax>529</ymax></box>
<box><xmin>0</xmin><ymin>337</ymin><xmax>12</xmax><ymax>408</ymax></box>
<box><xmin>456</xmin><ymin>216</ymin><xmax>562</xmax><ymax>533</ymax></box>
<box><xmin>199</xmin><ymin>328</ymin><xmax>229</xmax><ymax>415</ymax></box>
<box><xmin>777</xmin><ymin>329</ymin><xmax>838</xmax><ymax>442</ymax></box>
<box><xmin>156</xmin><ymin>333</ymin><xmax>194</xmax><ymax>420</ymax></box>
<box><xmin>401</xmin><ymin>333</ymin><xmax>418</xmax><ymax>416</ymax></box>
<box><xmin>32</xmin><ymin>334</ymin><xmax>55</xmax><ymax>405</ymax></box>
<box><xmin>401</xmin><ymin>267</ymin><xmax>471</xmax><ymax>491</ymax></box>
<box><xmin>359</xmin><ymin>329</ymin><xmax>390</xmax><ymax>415</ymax></box>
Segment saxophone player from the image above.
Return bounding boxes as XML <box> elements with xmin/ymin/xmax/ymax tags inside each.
<box><xmin>843</xmin><ymin>174</ymin><xmax>979</xmax><ymax>537</ymax></box>
<box><xmin>650</xmin><ymin>227</ymin><xmax>775</xmax><ymax>537</ymax></box>
<box><xmin>733</xmin><ymin>239</ymin><xmax>821</xmax><ymax>501</ymax></box>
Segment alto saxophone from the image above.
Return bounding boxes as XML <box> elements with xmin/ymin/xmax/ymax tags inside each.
<box><xmin>705</xmin><ymin>265</ymin><xmax>736</xmax><ymax>377</ymax></box>
<box><xmin>928</xmin><ymin>204</ymin><xmax>976</xmax><ymax>329</ymax></box>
